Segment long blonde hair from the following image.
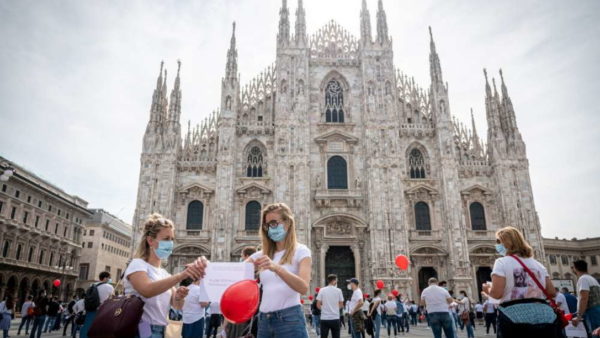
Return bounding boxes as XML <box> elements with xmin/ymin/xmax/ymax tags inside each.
<box><xmin>135</xmin><ymin>213</ymin><xmax>174</xmax><ymax>260</ymax></box>
<box><xmin>496</xmin><ymin>226</ymin><xmax>533</xmax><ymax>258</ymax></box>
<box><xmin>260</xmin><ymin>203</ymin><xmax>297</xmax><ymax>265</ymax></box>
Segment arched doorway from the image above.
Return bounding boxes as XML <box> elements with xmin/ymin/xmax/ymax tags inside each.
<box><xmin>476</xmin><ymin>267</ymin><xmax>492</xmax><ymax>302</ymax></box>
<box><xmin>325</xmin><ymin>246</ymin><xmax>355</xmax><ymax>300</ymax></box>
<box><xmin>43</xmin><ymin>280</ymin><xmax>50</xmax><ymax>294</ymax></box>
<box><xmin>418</xmin><ymin>267</ymin><xmax>438</xmax><ymax>294</ymax></box>
<box><xmin>18</xmin><ymin>278</ymin><xmax>29</xmax><ymax>308</ymax></box>
<box><xmin>6</xmin><ymin>276</ymin><xmax>18</xmax><ymax>300</ymax></box>
<box><xmin>31</xmin><ymin>279</ymin><xmax>40</xmax><ymax>297</ymax></box>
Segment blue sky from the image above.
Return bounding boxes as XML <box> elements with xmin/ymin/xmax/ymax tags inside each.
<box><xmin>0</xmin><ymin>0</ymin><xmax>598</xmax><ymax>238</ymax></box>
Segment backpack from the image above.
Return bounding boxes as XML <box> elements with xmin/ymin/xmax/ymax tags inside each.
<box><xmin>67</xmin><ymin>300</ymin><xmax>76</xmax><ymax>314</ymax></box>
<box><xmin>408</xmin><ymin>305</ymin><xmax>415</xmax><ymax>315</ymax></box>
<box><xmin>84</xmin><ymin>282</ymin><xmax>107</xmax><ymax>312</ymax></box>
<box><xmin>311</xmin><ymin>299</ymin><xmax>321</xmax><ymax>316</ymax></box>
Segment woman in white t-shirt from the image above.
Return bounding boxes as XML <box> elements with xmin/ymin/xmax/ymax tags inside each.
<box><xmin>368</xmin><ymin>289</ymin><xmax>383</xmax><ymax>338</ymax></box>
<box><xmin>482</xmin><ymin>227</ymin><xmax>555</xmax><ymax>335</ymax></box>
<box><xmin>456</xmin><ymin>291</ymin><xmax>474</xmax><ymax>338</ymax></box>
<box><xmin>125</xmin><ymin>214</ymin><xmax>207</xmax><ymax>338</ymax></box>
<box><xmin>248</xmin><ymin>203</ymin><xmax>312</xmax><ymax>338</ymax></box>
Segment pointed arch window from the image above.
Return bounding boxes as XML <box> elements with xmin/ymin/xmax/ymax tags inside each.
<box><xmin>186</xmin><ymin>200</ymin><xmax>204</xmax><ymax>230</ymax></box>
<box><xmin>246</xmin><ymin>146</ymin><xmax>264</xmax><ymax>177</ymax></box>
<box><xmin>470</xmin><ymin>202</ymin><xmax>486</xmax><ymax>230</ymax></box>
<box><xmin>325</xmin><ymin>79</ymin><xmax>345</xmax><ymax>123</ymax></box>
<box><xmin>327</xmin><ymin>156</ymin><xmax>348</xmax><ymax>189</ymax></box>
<box><xmin>409</xmin><ymin>148</ymin><xmax>426</xmax><ymax>178</ymax></box>
<box><xmin>245</xmin><ymin>201</ymin><xmax>261</xmax><ymax>231</ymax></box>
<box><xmin>414</xmin><ymin>202</ymin><xmax>431</xmax><ymax>230</ymax></box>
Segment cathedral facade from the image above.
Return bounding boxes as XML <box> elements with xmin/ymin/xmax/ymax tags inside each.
<box><xmin>132</xmin><ymin>0</ymin><xmax>545</xmax><ymax>299</ymax></box>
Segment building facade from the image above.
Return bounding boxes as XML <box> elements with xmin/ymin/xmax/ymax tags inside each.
<box><xmin>77</xmin><ymin>209</ymin><xmax>132</xmax><ymax>294</ymax></box>
<box><xmin>544</xmin><ymin>237</ymin><xmax>600</xmax><ymax>291</ymax></box>
<box><xmin>132</xmin><ymin>0</ymin><xmax>545</xmax><ymax>299</ymax></box>
<box><xmin>0</xmin><ymin>157</ymin><xmax>89</xmax><ymax>305</ymax></box>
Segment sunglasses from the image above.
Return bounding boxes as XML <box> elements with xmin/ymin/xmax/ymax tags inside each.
<box><xmin>262</xmin><ymin>220</ymin><xmax>283</xmax><ymax>229</ymax></box>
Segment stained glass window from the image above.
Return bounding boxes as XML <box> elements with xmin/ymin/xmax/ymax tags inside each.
<box><xmin>409</xmin><ymin>149</ymin><xmax>426</xmax><ymax>178</ymax></box>
<box><xmin>246</xmin><ymin>146</ymin><xmax>264</xmax><ymax>177</ymax></box>
<box><xmin>325</xmin><ymin>79</ymin><xmax>345</xmax><ymax>123</ymax></box>
<box><xmin>186</xmin><ymin>200</ymin><xmax>204</xmax><ymax>230</ymax></box>
<box><xmin>415</xmin><ymin>202</ymin><xmax>431</xmax><ymax>230</ymax></box>
<box><xmin>327</xmin><ymin>156</ymin><xmax>348</xmax><ymax>189</ymax></box>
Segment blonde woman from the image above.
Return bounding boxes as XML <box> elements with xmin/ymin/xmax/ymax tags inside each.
<box><xmin>247</xmin><ymin>203</ymin><xmax>312</xmax><ymax>338</ymax></box>
<box><xmin>125</xmin><ymin>214</ymin><xmax>207</xmax><ymax>338</ymax></box>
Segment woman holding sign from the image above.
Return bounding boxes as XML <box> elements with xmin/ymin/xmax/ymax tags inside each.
<box><xmin>125</xmin><ymin>214</ymin><xmax>208</xmax><ymax>338</ymax></box>
<box><xmin>248</xmin><ymin>203</ymin><xmax>312</xmax><ymax>338</ymax></box>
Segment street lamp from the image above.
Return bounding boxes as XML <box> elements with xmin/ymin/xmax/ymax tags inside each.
<box><xmin>0</xmin><ymin>164</ymin><xmax>16</xmax><ymax>181</ymax></box>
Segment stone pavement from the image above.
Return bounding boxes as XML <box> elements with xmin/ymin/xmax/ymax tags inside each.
<box><xmin>8</xmin><ymin>318</ymin><xmax>494</xmax><ymax>337</ymax></box>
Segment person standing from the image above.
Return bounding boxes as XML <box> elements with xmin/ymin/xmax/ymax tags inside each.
<box><xmin>420</xmin><ymin>277</ymin><xmax>454</xmax><ymax>338</ymax></box>
<box><xmin>394</xmin><ymin>296</ymin><xmax>406</xmax><ymax>333</ymax></box>
<box><xmin>311</xmin><ymin>292</ymin><xmax>322</xmax><ymax>337</ymax></box>
<box><xmin>368</xmin><ymin>290</ymin><xmax>382</xmax><ymax>338</ymax></box>
<box><xmin>456</xmin><ymin>291</ymin><xmax>474</xmax><ymax>338</ymax></box>
<box><xmin>383</xmin><ymin>295</ymin><xmax>397</xmax><ymax>337</ymax></box>
<box><xmin>206</xmin><ymin>302</ymin><xmax>223</xmax><ymax>338</ymax></box>
<box><xmin>18</xmin><ymin>295</ymin><xmax>34</xmax><ymax>335</ymax></box>
<box><xmin>79</xmin><ymin>271</ymin><xmax>114</xmax><ymax>338</ymax></box>
<box><xmin>247</xmin><ymin>203</ymin><xmax>312</xmax><ymax>338</ymax></box>
<box><xmin>125</xmin><ymin>214</ymin><xmax>206</xmax><ymax>338</ymax></box>
<box><xmin>181</xmin><ymin>279</ymin><xmax>209</xmax><ymax>338</ymax></box>
<box><xmin>62</xmin><ymin>295</ymin><xmax>78</xmax><ymax>336</ymax></box>
<box><xmin>0</xmin><ymin>296</ymin><xmax>15</xmax><ymax>338</ymax></box>
<box><xmin>482</xmin><ymin>298</ymin><xmax>497</xmax><ymax>335</ymax></box>
<box><xmin>571</xmin><ymin>259</ymin><xmax>600</xmax><ymax>333</ymax></box>
<box><xmin>561</xmin><ymin>287</ymin><xmax>578</xmax><ymax>315</ymax></box>
<box><xmin>473</xmin><ymin>302</ymin><xmax>483</xmax><ymax>326</ymax></box>
<box><xmin>347</xmin><ymin>278</ymin><xmax>364</xmax><ymax>338</ymax></box>
<box><xmin>408</xmin><ymin>301</ymin><xmax>418</xmax><ymax>326</ymax></box>
<box><xmin>316</xmin><ymin>274</ymin><xmax>344</xmax><ymax>338</ymax></box>
<box><xmin>43</xmin><ymin>296</ymin><xmax>60</xmax><ymax>333</ymax></box>
<box><xmin>72</xmin><ymin>297</ymin><xmax>85</xmax><ymax>338</ymax></box>
<box><xmin>29</xmin><ymin>290</ymin><xmax>48</xmax><ymax>338</ymax></box>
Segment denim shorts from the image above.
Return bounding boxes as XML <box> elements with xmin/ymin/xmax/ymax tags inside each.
<box><xmin>257</xmin><ymin>305</ymin><xmax>308</xmax><ymax>338</ymax></box>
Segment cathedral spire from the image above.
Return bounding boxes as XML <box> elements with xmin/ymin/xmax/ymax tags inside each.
<box><xmin>225</xmin><ymin>22</ymin><xmax>238</xmax><ymax>84</ymax></box>
<box><xmin>429</xmin><ymin>26</ymin><xmax>444</xmax><ymax>89</ymax></box>
<box><xmin>159</xmin><ymin>68</ymin><xmax>168</xmax><ymax>123</ymax></box>
<box><xmin>471</xmin><ymin>108</ymin><xmax>482</xmax><ymax>155</ymax></box>
<box><xmin>360</xmin><ymin>0</ymin><xmax>372</xmax><ymax>46</ymax></box>
<box><xmin>484</xmin><ymin>68</ymin><xmax>503</xmax><ymax>142</ymax></box>
<box><xmin>294</xmin><ymin>0</ymin><xmax>306</xmax><ymax>45</ymax></box>
<box><xmin>278</xmin><ymin>0</ymin><xmax>290</xmax><ymax>47</ymax></box>
<box><xmin>149</xmin><ymin>61</ymin><xmax>164</xmax><ymax>123</ymax></box>
<box><xmin>376</xmin><ymin>0</ymin><xmax>389</xmax><ymax>44</ymax></box>
<box><xmin>484</xmin><ymin>68</ymin><xmax>492</xmax><ymax>98</ymax></box>
<box><xmin>499</xmin><ymin>68</ymin><xmax>518</xmax><ymax>132</ymax></box>
<box><xmin>168</xmin><ymin>60</ymin><xmax>182</xmax><ymax>126</ymax></box>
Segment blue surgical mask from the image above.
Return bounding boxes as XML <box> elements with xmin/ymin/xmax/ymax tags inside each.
<box><xmin>155</xmin><ymin>240</ymin><xmax>174</xmax><ymax>260</ymax></box>
<box><xmin>267</xmin><ymin>224</ymin><xmax>287</xmax><ymax>242</ymax></box>
<box><xmin>108</xmin><ymin>278</ymin><xmax>113</xmax><ymax>284</ymax></box>
<box><xmin>495</xmin><ymin>243</ymin><xmax>507</xmax><ymax>256</ymax></box>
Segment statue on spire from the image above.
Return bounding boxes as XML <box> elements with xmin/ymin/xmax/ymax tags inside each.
<box><xmin>376</xmin><ymin>0</ymin><xmax>389</xmax><ymax>44</ymax></box>
<box><xmin>278</xmin><ymin>0</ymin><xmax>290</xmax><ymax>47</ymax></box>
<box><xmin>295</xmin><ymin>0</ymin><xmax>306</xmax><ymax>45</ymax></box>
<box><xmin>360</xmin><ymin>0</ymin><xmax>372</xmax><ymax>46</ymax></box>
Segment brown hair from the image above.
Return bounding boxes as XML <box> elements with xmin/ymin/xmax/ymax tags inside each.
<box><xmin>260</xmin><ymin>203</ymin><xmax>297</xmax><ymax>265</ymax></box>
<box><xmin>242</xmin><ymin>246</ymin><xmax>257</xmax><ymax>258</ymax></box>
<box><xmin>496</xmin><ymin>226</ymin><xmax>533</xmax><ymax>258</ymax></box>
<box><xmin>135</xmin><ymin>213</ymin><xmax>174</xmax><ymax>260</ymax></box>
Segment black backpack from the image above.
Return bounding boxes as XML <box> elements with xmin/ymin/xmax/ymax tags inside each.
<box><xmin>311</xmin><ymin>298</ymin><xmax>321</xmax><ymax>316</ymax></box>
<box><xmin>84</xmin><ymin>282</ymin><xmax>107</xmax><ymax>312</ymax></box>
<box><xmin>67</xmin><ymin>300</ymin><xmax>76</xmax><ymax>314</ymax></box>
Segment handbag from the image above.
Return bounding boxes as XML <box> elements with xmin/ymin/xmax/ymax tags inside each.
<box><xmin>509</xmin><ymin>255</ymin><xmax>568</xmax><ymax>328</ymax></box>
<box><xmin>88</xmin><ymin>263</ymin><xmax>145</xmax><ymax>338</ymax></box>
<box><xmin>165</xmin><ymin>319</ymin><xmax>183</xmax><ymax>338</ymax></box>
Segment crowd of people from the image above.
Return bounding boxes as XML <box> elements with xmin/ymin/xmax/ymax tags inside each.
<box><xmin>1</xmin><ymin>202</ymin><xmax>599</xmax><ymax>338</ymax></box>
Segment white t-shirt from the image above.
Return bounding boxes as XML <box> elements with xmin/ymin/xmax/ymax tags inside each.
<box><xmin>421</xmin><ymin>285</ymin><xmax>451</xmax><ymax>314</ymax></box>
<box><xmin>474</xmin><ymin>303</ymin><xmax>483</xmax><ymax>313</ymax></box>
<box><xmin>182</xmin><ymin>284</ymin><xmax>209</xmax><ymax>324</ymax></box>
<box><xmin>209</xmin><ymin>302</ymin><xmax>221</xmax><ymax>315</ymax></box>
<box><xmin>457</xmin><ymin>297</ymin><xmax>471</xmax><ymax>314</ymax></box>
<box><xmin>250</xmin><ymin>243</ymin><xmax>311</xmax><ymax>313</ymax></box>
<box><xmin>491</xmin><ymin>256</ymin><xmax>549</xmax><ymax>303</ymax></box>
<box><xmin>483</xmin><ymin>300</ymin><xmax>497</xmax><ymax>313</ymax></box>
<box><xmin>577</xmin><ymin>274</ymin><xmax>600</xmax><ymax>307</ymax></box>
<box><xmin>97</xmin><ymin>283</ymin><xmax>114</xmax><ymax>304</ymax></box>
<box><xmin>124</xmin><ymin>258</ymin><xmax>172</xmax><ymax>326</ymax></box>
<box><xmin>21</xmin><ymin>301</ymin><xmax>34</xmax><ymax>316</ymax></box>
<box><xmin>371</xmin><ymin>296</ymin><xmax>382</xmax><ymax>315</ymax></box>
<box><xmin>316</xmin><ymin>285</ymin><xmax>344</xmax><ymax>320</ymax></box>
<box><xmin>73</xmin><ymin>299</ymin><xmax>85</xmax><ymax>314</ymax></box>
<box><xmin>348</xmin><ymin>288</ymin><xmax>363</xmax><ymax>314</ymax></box>
<box><xmin>384</xmin><ymin>300</ymin><xmax>397</xmax><ymax>315</ymax></box>
<box><xmin>361</xmin><ymin>299</ymin><xmax>370</xmax><ymax>312</ymax></box>
<box><xmin>554</xmin><ymin>292</ymin><xmax>570</xmax><ymax>315</ymax></box>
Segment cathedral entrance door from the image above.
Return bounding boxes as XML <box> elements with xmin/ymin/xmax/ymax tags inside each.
<box><xmin>418</xmin><ymin>267</ymin><xmax>438</xmax><ymax>294</ymax></box>
<box><xmin>476</xmin><ymin>267</ymin><xmax>492</xmax><ymax>302</ymax></box>
<box><xmin>325</xmin><ymin>246</ymin><xmax>355</xmax><ymax>301</ymax></box>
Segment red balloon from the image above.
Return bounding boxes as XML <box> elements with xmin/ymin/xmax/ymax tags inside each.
<box><xmin>391</xmin><ymin>289</ymin><xmax>399</xmax><ymax>297</ymax></box>
<box><xmin>315</xmin><ymin>287</ymin><xmax>320</xmax><ymax>293</ymax></box>
<box><xmin>301</xmin><ymin>299</ymin><xmax>305</xmax><ymax>304</ymax></box>
<box><xmin>395</xmin><ymin>255</ymin><xmax>409</xmax><ymax>270</ymax></box>
<box><xmin>220</xmin><ymin>280</ymin><xmax>260</xmax><ymax>324</ymax></box>
<box><xmin>308</xmin><ymin>295</ymin><xmax>314</xmax><ymax>301</ymax></box>
<box><xmin>376</xmin><ymin>280</ymin><xmax>384</xmax><ymax>289</ymax></box>
<box><xmin>53</xmin><ymin>279</ymin><xmax>61</xmax><ymax>287</ymax></box>
<box><xmin>564</xmin><ymin>313</ymin><xmax>573</xmax><ymax>321</ymax></box>
<box><xmin>364</xmin><ymin>294</ymin><xmax>369</xmax><ymax>299</ymax></box>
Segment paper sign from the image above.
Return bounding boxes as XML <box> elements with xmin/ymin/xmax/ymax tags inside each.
<box><xmin>199</xmin><ymin>262</ymin><xmax>254</xmax><ymax>302</ymax></box>
<box><xmin>565</xmin><ymin>322</ymin><xmax>587</xmax><ymax>338</ymax></box>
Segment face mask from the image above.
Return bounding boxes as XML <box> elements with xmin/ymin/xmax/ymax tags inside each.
<box><xmin>155</xmin><ymin>240</ymin><xmax>174</xmax><ymax>260</ymax></box>
<box><xmin>267</xmin><ymin>224</ymin><xmax>287</xmax><ymax>242</ymax></box>
<box><xmin>347</xmin><ymin>284</ymin><xmax>352</xmax><ymax>290</ymax></box>
<box><xmin>495</xmin><ymin>243</ymin><xmax>507</xmax><ymax>256</ymax></box>
<box><xmin>458</xmin><ymin>295</ymin><xmax>464</xmax><ymax>300</ymax></box>
<box><xmin>108</xmin><ymin>279</ymin><xmax>113</xmax><ymax>284</ymax></box>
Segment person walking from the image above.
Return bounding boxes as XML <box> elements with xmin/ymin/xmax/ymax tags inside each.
<box><xmin>456</xmin><ymin>291</ymin><xmax>474</xmax><ymax>338</ymax></box>
<box><xmin>29</xmin><ymin>290</ymin><xmax>48</xmax><ymax>338</ymax></box>
<box><xmin>17</xmin><ymin>295</ymin><xmax>34</xmax><ymax>336</ymax></box>
<box><xmin>316</xmin><ymin>274</ymin><xmax>344</xmax><ymax>338</ymax></box>
<box><xmin>311</xmin><ymin>292</ymin><xmax>322</xmax><ymax>337</ymax></box>
<box><xmin>482</xmin><ymin>226</ymin><xmax>557</xmax><ymax>337</ymax></box>
<box><xmin>420</xmin><ymin>277</ymin><xmax>454</xmax><ymax>338</ymax></box>
<box><xmin>368</xmin><ymin>290</ymin><xmax>382</xmax><ymax>338</ymax></box>
<box><xmin>482</xmin><ymin>297</ymin><xmax>497</xmax><ymax>335</ymax></box>
<box><xmin>394</xmin><ymin>296</ymin><xmax>406</xmax><ymax>333</ymax></box>
<box><xmin>383</xmin><ymin>295</ymin><xmax>397</xmax><ymax>337</ymax></box>
<box><xmin>71</xmin><ymin>297</ymin><xmax>85</xmax><ymax>338</ymax></box>
<box><xmin>181</xmin><ymin>279</ymin><xmax>209</xmax><ymax>338</ymax></box>
<box><xmin>79</xmin><ymin>271</ymin><xmax>114</xmax><ymax>338</ymax></box>
<box><xmin>0</xmin><ymin>296</ymin><xmax>15</xmax><ymax>338</ymax></box>
<box><xmin>346</xmin><ymin>278</ymin><xmax>365</xmax><ymax>338</ymax></box>
<box><xmin>571</xmin><ymin>259</ymin><xmax>600</xmax><ymax>334</ymax></box>
<box><xmin>62</xmin><ymin>295</ymin><xmax>78</xmax><ymax>336</ymax></box>
<box><xmin>247</xmin><ymin>203</ymin><xmax>312</xmax><ymax>338</ymax></box>
<box><xmin>473</xmin><ymin>302</ymin><xmax>483</xmax><ymax>326</ymax></box>
<box><xmin>125</xmin><ymin>213</ymin><xmax>206</xmax><ymax>338</ymax></box>
<box><xmin>42</xmin><ymin>296</ymin><xmax>60</xmax><ymax>333</ymax></box>
<box><xmin>408</xmin><ymin>301</ymin><xmax>418</xmax><ymax>326</ymax></box>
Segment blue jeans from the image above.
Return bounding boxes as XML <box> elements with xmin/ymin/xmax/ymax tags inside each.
<box><xmin>182</xmin><ymin>318</ymin><xmax>204</xmax><ymax>338</ymax></box>
<box><xmin>29</xmin><ymin>315</ymin><xmax>46</xmax><ymax>338</ymax></box>
<box><xmin>43</xmin><ymin>315</ymin><xmax>57</xmax><ymax>332</ymax></box>
<box><xmin>386</xmin><ymin>315</ymin><xmax>397</xmax><ymax>336</ymax></box>
<box><xmin>18</xmin><ymin>315</ymin><xmax>32</xmax><ymax>334</ymax></box>
<box><xmin>585</xmin><ymin>305</ymin><xmax>600</xmax><ymax>335</ymax></box>
<box><xmin>257</xmin><ymin>305</ymin><xmax>308</xmax><ymax>338</ymax></box>
<box><xmin>428</xmin><ymin>312</ymin><xmax>455</xmax><ymax>338</ymax></box>
<box><xmin>79</xmin><ymin>310</ymin><xmax>96</xmax><ymax>338</ymax></box>
<box><xmin>373</xmin><ymin>315</ymin><xmax>381</xmax><ymax>338</ymax></box>
<box><xmin>313</xmin><ymin>314</ymin><xmax>321</xmax><ymax>335</ymax></box>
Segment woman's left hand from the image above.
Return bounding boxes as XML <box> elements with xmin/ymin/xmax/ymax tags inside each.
<box><xmin>254</xmin><ymin>255</ymin><xmax>281</xmax><ymax>273</ymax></box>
<box><xmin>175</xmin><ymin>286</ymin><xmax>189</xmax><ymax>301</ymax></box>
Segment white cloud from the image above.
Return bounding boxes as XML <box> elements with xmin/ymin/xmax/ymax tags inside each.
<box><xmin>0</xmin><ymin>0</ymin><xmax>598</xmax><ymax>238</ymax></box>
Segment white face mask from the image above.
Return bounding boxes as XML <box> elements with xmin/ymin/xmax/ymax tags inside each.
<box><xmin>347</xmin><ymin>284</ymin><xmax>352</xmax><ymax>290</ymax></box>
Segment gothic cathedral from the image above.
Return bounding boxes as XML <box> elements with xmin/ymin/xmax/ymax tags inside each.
<box><xmin>133</xmin><ymin>0</ymin><xmax>545</xmax><ymax>299</ymax></box>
